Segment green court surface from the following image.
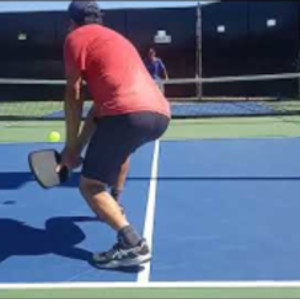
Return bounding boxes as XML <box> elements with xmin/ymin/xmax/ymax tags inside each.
<box><xmin>1</xmin><ymin>99</ymin><xmax>300</xmax><ymax>143</ymax></box>
<box><xmin>2</xmin><ymin>286</ymin><xmax>300</xmax><ymax>299</ymax></box>
<box><xmin>1</xmin><ymin>115</ymin><xmax>300</xmax><ymax>143</ymax></box>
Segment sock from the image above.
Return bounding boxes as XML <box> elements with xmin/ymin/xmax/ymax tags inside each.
<box><xmin>118</xmin><ymin>225</ymin><xmax>142</xmax><ymax>248</ymax></box>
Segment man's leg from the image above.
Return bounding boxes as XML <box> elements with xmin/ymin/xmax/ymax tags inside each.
<box><xmin>79</xmin><ymin>113</ymin><xmax>169</xmax><ymax>268</ymax></box>
<box><xmin>79</xmin><ymin>175</ymin><xmax>150</xmax><ymax>268</ymax></box>
<box><xmin>80</xmin><ymin>176</ymin><xmax>128</xmax><ymax>230</ymax></box>
<box><xmin>111</xmin><ymin>157</ymin><xmax>130</xmax><ymax>202</ymax></box>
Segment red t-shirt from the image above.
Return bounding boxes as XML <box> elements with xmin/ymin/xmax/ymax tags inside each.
<box><xmin>64</xmin><ymin>24</ymin><xmax>170</xmax><ymax>118</ymax></box>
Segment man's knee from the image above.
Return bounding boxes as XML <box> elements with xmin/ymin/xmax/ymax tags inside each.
<box><xmin>79</xmin><ymin>176</ymin><xmax>106</xmax><ymax>199</ymax></box>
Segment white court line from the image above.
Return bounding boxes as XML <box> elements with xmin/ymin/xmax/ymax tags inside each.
<box><xmin>137</xmin><ymin>140</ymin><xmax>160</xmax><ymax>284</ymax></box>
<box><xmin>2</xmin><ymin>281</ymin><xmax>300</xmax><ymax>290</ymax></box>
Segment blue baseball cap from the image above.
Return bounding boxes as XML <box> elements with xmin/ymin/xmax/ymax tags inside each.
<box><xmin>68</xmin><ymin>1</ymin><xmax>102</xmax><ymax>25</ymax></box>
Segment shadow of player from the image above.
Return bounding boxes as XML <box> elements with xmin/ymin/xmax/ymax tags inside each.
<box><xmin>0</xmin><ymin>216</ymin><xmax>94</xmax><ymax>263</ymax></box>
<box><xmin>0</xmin><ymin>216</ymin><xmax>144</xmax><ymax>273</ymax></box>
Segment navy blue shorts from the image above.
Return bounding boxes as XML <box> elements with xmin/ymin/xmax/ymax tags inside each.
<box><xmin>82</xmin><ymin>112</ymin><xmax>169</xmax><ymax>185</ymax></box>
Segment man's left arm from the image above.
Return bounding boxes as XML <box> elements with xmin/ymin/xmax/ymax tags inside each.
<box><xmin>158</xmin><ymin>59</ymin><xmax>169</xmax><ymax>80</ymax></box>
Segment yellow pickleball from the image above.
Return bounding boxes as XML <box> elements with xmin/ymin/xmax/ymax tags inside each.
<box><xmin>48</xmin><ymin>131</ymin><xmax>61</xmax><ymax>142</ymax></box>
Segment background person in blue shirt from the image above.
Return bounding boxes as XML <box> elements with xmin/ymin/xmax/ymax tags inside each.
<box><xmin>144</xmin><ymin>48</ymin><xmax>169</xmax><ymax>80</ymax></box>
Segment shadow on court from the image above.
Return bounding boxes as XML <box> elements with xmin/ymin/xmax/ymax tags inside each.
<box><xmin>0</xmin><ymin>172</ymin><xmax>80</xmax><ymax>189</ymax></box>
<box><xmin>0</xmin><ymin>216</ymin><xmax>94</xmax><ymax>264</ymax></box>
<box><xmin>1</xmin><ymin>172</ymin><xmax>300</xmax><ymax>190</ymax></box>
<box><xmin>0</xmin><ymin>216</ymin><xmax>144</xmax><ymax>273</ymax></box>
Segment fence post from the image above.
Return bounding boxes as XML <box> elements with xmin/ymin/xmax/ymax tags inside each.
<box><xmin>196</xmin><ymin>1</ymin><xmax>203</xmax><ymax>100</ymax></box>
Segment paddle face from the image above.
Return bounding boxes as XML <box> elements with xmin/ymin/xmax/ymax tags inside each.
<box><xmin>28</xmin><ymin>149</ymin><xmax>70</xmax><ymax>189</ymax></box>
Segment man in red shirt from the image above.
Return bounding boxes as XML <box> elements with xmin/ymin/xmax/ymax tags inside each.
<box><xmin>59</xmin><ymin>0</ymin><xmax>170</xmax><ymax>269</ymax></box>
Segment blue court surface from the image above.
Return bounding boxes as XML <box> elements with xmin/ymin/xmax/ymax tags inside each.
<box><xmin>1</xmin><ymin>138</ymin><xmax>300</xmax><ymax>283</ymax></box>
<box><xmin>44</xmin><ymin>101</ymin><xmax>276</xmax><ymax>120</ymax></box>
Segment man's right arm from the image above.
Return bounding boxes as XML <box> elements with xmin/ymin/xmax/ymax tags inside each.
<box><xmin>77</xmin><ymin>104</ymin><xmax>96</xmax><ymax>153</ymax></box>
